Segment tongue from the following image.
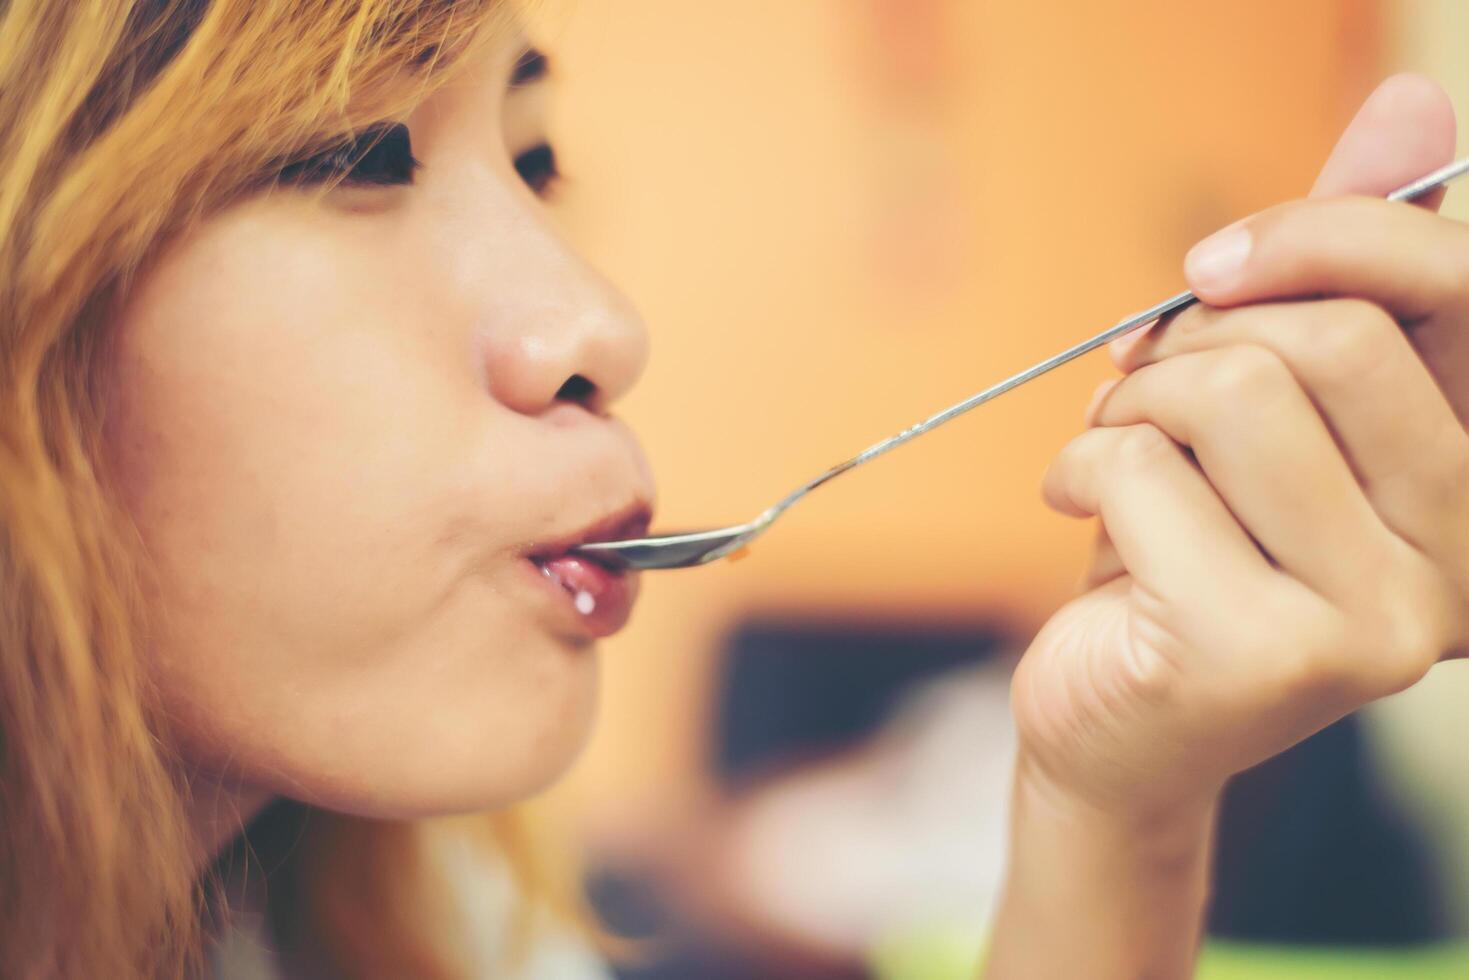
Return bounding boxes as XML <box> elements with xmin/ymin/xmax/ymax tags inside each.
<box><xmin>540</xmin><ymin>556</ymin><xmax>607</xmax><ymax>614</ymax></box>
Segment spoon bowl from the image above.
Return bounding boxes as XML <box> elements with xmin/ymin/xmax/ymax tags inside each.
<box><xmin>577</xmin><ymin>522</ymin><xmax>763</xmax><ymax>570</ymax></box>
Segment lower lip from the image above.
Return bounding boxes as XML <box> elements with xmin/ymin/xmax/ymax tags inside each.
<box><xmin>525</xmin><ymin>554</ymin><xmax>639</xmax><ymax>639</ymax></box>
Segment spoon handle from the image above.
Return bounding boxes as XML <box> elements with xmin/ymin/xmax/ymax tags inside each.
<box><xmin>775</xmin><ymin>155</ymin><xmax>1469</xmax><ymax>514</ymax></box>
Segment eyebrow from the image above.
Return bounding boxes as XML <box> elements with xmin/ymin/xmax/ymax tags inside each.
<box><xmin>511</xmin><ymin>47</ymin><xmax>550</xmax><ymax>86</ymax></box>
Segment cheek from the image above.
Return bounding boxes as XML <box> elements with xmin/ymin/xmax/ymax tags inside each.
<box><xmin>106</xmin><ymin>199</ymin><xmax>597</xmax><ymax>814</ymax></box>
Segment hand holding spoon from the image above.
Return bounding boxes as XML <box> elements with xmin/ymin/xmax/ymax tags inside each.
<box><xmin>577</xmin><ymin>156</ymin><xmax>1469</xmax><ymax>571</ymax></box>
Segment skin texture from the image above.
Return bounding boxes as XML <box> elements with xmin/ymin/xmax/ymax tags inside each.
<box><xmin>105</xmin><ymin>36</ymin><xmax>654</xmax><ymax>845</ymax></box>
<box><xmin>988</xmin><ymin>74</ymin><xmax>1469</xmax><ymax>979</ymax></box>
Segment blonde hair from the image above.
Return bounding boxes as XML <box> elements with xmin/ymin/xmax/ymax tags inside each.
<box><xmin>0</xmin><ymin>1</ymin><xmax>559</xmax><ymax>976</ymax></box>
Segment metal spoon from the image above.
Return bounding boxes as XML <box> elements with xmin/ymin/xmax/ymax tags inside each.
<box><xmin>577</xmin><ymin>156</ymin><xmax>1469</xmax><ymax>571</ymax></box>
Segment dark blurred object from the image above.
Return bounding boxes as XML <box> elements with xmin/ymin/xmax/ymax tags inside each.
<box><xmin>588</xmin><ymin>863</ymin><xmax>866</xmax><ymax>980</ymax></box>
<box><xmin>597</xmin><ymin>617</ymin><xmax>1448</xmax><ymax>980</ymax></box>
<box><xmin>1211</xmin><ymin>713</ymin><xmax>1448</xmax><ymax>945</ymax></box>
<box><xmin>712</xmin><ymin>617</ymin><xmax>1009</xmax><ymax>786</ymax></box>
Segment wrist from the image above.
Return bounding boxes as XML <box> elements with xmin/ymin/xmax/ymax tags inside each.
<box><xmin>985</xmin><ymin>753</ymin><xmax>1220</xmax><ymax>980</ymax></box>
<box><xmin>987</xmin><ymin>758</ymin><xmax>1216</xmax><ymax>975</ymax></box>
<box><xmin>1011</xmin><ymin>750</ymin><xmax>1219</xmax><ymax>864</ymax></box>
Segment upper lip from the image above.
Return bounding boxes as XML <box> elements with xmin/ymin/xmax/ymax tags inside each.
<box><xmin>527</xmin><ymin>501</ymin><xmax>653</xmax><ymax>563</ymax></box>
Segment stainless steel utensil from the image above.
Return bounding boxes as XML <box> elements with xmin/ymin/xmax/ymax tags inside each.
<box><xmin>577</xmin><ymin>156</ymin><xmax>1469</xmax><ymax>571</ymax></box>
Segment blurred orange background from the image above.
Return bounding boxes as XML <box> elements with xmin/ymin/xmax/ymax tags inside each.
<box><xmin>545</xmin><ymin>0</ymin><xmax>1376</xmax><ymax>803</ymax></box>
<box><xmin>520</xmin><ymin>0</ymin><xmax>1469</xmax><ymax>948</ymax></box>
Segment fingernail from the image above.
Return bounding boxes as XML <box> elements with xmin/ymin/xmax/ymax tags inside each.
<box><xmin>1185</xmin><ymin>226</ymin><xmax>1253</xmax><ymax>294</ymax></box>
<box><xmin>1083</xmin><ymin>378</ymin><xmax>1119</xmax><ymax>427</ymax></box>
<box><xmin>1108</xmin><ymin>325</ymin><xmax>1149</xmax><ymax>367</ymax></box>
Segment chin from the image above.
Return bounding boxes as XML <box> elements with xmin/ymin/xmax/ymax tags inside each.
<box><xmin>297</xmin><ymin>712</ymin><xmax>598</xmax><ymax>820</ymax></box>
<box><xmin>478</xmin><ymin>710</ymin><xmax>599</xmax><ymax>808</ymax></box>
<box><xmin>209</xmin><ymin>625</ymin><xmax>607</xmax><ymax>821</ymax></box>
<box><xmin>398</xmin><ymin>656</ymin><xmax>602</xmax><ymax>816</ymax></box>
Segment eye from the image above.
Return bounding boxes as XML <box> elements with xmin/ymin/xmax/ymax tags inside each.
<box><xmin>514</xmin><ymin>143</ymin><xmax>560</xmax><ymax>198</ymax></box>
<box><xmin>278</xmin><ymin>123</ymin><xmax>419</xmax><ymax>188</ymax></box>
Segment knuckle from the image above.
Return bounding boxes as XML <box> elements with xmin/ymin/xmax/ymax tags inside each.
<box><xmin>1045</xmin><ymin>429</ymin><xmax>1112</xmax><ymax>507</ymax></box>
<box><xmin>1112</xmin><ymin>423</ymin><xmax>1177</xmax><ymax>470</ymax></box>
<box><xmin>1288</xmin><ymin>576</ymin><xmax>1444</xmax><ymax>703</ymax></box>
<box><xmin>1092</xmin><ymin>425</ymin><xmax>1180</xmax><ymax>513</ymax></box>
<box><xmin>1365</xmin><ymin>614</ymin><xmax>1438</xmax><ymax>695</ymax></box>
<box><xmin>1249</xmin><ymin>587</ymin><xmax>1369</xmax><ymax>708</ymax></box>
<box><xmin>1251</xmin><ymin>197</ymin><xmax>1367</xmax><ymax>279</ymax></box>
<box><xmin>1060</xmin><ymin>426</ymin><xmax>1110</xmax><ymax>469</ymax></box>
<box><xmin>1366</xmin><ymin>568</ymin><xmax>1453</xmax><ymax>689</ymax></box>
<box><xmin>1274</xmin><ymin>622</ymin><xmax>1362</xmax><ymax>706</ymax></box>
<box><xmin>1044</xmin><ymin>434</ymin><xmax>1088</xmax><ymax>484</ymax></box>
<box><xmin>1249</xmin><ymin>199</ymin><xmax>1320</xmax><ymax>261</ymax></box>
<box><xmin>1302</xmin><ymin>300</ymin><xmax>1394</xmax><ymax>388</ymax></box>
<box><xmin>1201</xmin><ymin>344</ymin><xmax>1292</xmax><ymax>403</ymax></box>
<box><xmin>1118</xmin><ymin>636</ymin><xmax>1184</xmax><ymax>708</ymax></box>
<box><xmin>1236</xmin><ymin>568</ymin><xmax>1445</xmax><ymax>714</ymax></box>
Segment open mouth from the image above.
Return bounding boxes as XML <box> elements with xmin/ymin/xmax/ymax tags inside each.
<box><xmin>526</xmin><ymin>504</ymin><xmax>651</xmax><ymax>637</ymax></box>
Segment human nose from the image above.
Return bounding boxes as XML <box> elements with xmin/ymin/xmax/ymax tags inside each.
<box><xmin>475</xmin><ymin>231</ymin><xmax>650</xmax><ymax>417</ymax></box>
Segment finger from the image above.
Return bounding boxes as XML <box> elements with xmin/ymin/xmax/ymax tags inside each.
<box><xmin>1109</xmin><ymin>75</ymin><xmax>1456</xmax><ymax>369</ymax></box>
<box><xmin>1181</xmin><ymin>195</ymin><xmax>1469</xmax><ymax>321</ymax></box>
<box><xmin>1043</xmin><ymin>424</ymin><xmax>1271</xmax><ymax>604</ymax></box>
<box><xmin>1119</xmin><ymin>299</ymin><xmax>1469</xmax><ymax>560</ymax></box>
<box><xmin>1094</xmin><ymin>346</ymin><xmax>1396</xmax><ymax>600</ymax></box>
<box><xmin>1082</xmin><ymin>526</ymin><xmax>1126</xmax><ymax>592</ymax></box>
<box><xmin>1310</xmin><ymin>73</ymin><xmax>1457</xmax><ymax>212</ymax></box>
<box><xmin>1165</xmin><ymin>192</ymin><xmax>1469</xmax><ymax>424</ymax></box>
<box><xmin>1083</xmin><ymin>379</ymin><xmax>1120</xmax><ymax>427</ymax></box>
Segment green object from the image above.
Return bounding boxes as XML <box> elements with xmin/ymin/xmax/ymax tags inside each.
<box><xmin>1197</xmin><ymin>941</ymin><xmax>1469</xmax><ymax>979</ymax></box>
<box><xmin>869</xmin><ymin>926</ymin><xmax>1469</xmax><ymax>980</ymax></box>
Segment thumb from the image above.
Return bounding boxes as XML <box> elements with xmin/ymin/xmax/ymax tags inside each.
<box><xmin>1310</xmin><ymin>73</ymin><xmax>1457</xmax><ymax>211</ymax></box>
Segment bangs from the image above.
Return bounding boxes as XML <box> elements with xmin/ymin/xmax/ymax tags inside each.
<box><xmin>18</xmin><ymin>0</ymin><xmax>520</xmax><ymax>332</ymax></box>
<box><xmin>84</xmin><ymin>0</ymin><xmax>515</xmax><ymax>152</ymax></box>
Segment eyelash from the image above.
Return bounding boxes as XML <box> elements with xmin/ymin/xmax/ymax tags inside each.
<box><xmin>278</xmin><ymin>124</ymin><xmax>419</xmax><ymax>188</ymax></box>
<box><xmin>279</xmin><ymin>125</ymin><xmax>562</xmax><ymax>199</ymax></box>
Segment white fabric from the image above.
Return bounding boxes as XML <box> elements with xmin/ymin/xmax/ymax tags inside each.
<box><xmin>727</xmin><ymin>661</ymin><xmax>1015</xmax><ymax>953</ymax></box>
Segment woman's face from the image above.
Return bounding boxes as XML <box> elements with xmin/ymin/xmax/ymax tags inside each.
<box><xmin>106</xmin><ymin>35</ymin><xmax>654</xmax><ymax>820</ymax></box>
